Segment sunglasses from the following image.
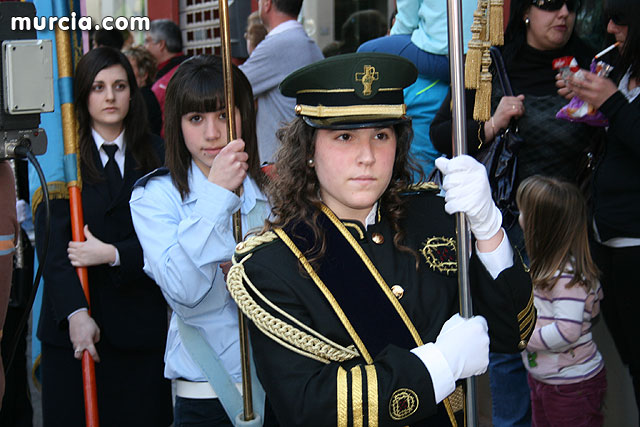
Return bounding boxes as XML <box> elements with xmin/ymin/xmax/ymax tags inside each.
<box><xmin>531</xmin><ymin>0</ymin><xmax>581</xmax><ymax>12</ymax></box>
<box><xmin>605</xmin><ymin>12</ymin><xmax>628</xmax><ymax>26</ymax></box>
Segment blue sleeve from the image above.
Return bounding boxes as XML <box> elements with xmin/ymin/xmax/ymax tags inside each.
<box><xmin>391</xmin><ymin>0</ymin><xmax>420</xmax><ymax>35</ymax></box>
<box><xmin>129</xmin><ymin>177</ymin><xmax>240</xmax><ymax>314</ymax></box>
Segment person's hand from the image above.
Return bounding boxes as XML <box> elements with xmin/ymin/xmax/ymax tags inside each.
<box><xmin>555</xmin><ymin>72</ymin><xmax>574</xmax><ymax>100</ymax></box>
<box><xmin>492</xmin><ymin>95</ymin><xmax>525</xmax><ymax>131</ymax></box>
<box><xmin>433</xmin><ymin>314</ymin><xmax>489</xmax><ymax>380</ymax></box>
<box><xmin>220</xmin><ymin>261</ymin><xmax>232</xmax><ymax>282</ymax></box>
<box><xmin>208</xmin><ymin>138</ymin><xmax>249</xmax><ymax>192</ymax></box>
<box><xmin>68</xmin><ymin>310</ymin><xmax>101</xmax><ymax>362</ymax></box>
<box><xmin>435</xmin><ymin>155</ymin><xmax>502</xmax><ymax>241</ymax></box>
<box><xmin>566</xmin><ymin>71</ymin><xmax>618</xmax><ymax>110</ymax></box>
<box><xmin>67</xmin><ymin>225</ymin><xmax>116</xmax><ymax>267</ymax></box>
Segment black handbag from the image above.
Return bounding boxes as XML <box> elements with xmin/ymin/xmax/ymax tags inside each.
<box><xmin>477</xmin><ymin>47</ymin><xmax>522</xmax><ymax>230</ymax></box>
<box><xmin>428</xmin><ymin>47</ymin><xmax>522</xmax><ymax>229</ymax></box>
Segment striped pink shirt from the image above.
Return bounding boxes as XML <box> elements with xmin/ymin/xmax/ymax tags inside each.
<box><xmin>522</xmin><ymin>267</ymin><xmax>604</xmax><ymax>385</ymax></box>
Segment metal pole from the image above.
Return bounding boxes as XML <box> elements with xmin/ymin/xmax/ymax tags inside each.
<box><xmin>9</xmin><ymin>160</ymin><xmax>23</xmax><ymax>270</ymax></box>
<box><xmin>446</xmin><ymin>0</ymin><xmax>478</xmax><ymax>425</ymax></box>
<box><xmin>219</xmin><ymin>0</ymin><xmax>255</xmax><ymax>422</ymax></box>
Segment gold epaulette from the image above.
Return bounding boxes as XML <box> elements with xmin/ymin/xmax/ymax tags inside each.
<box><xmin>405</xmin><ymin>182</ymin><xmax>440</xmax><ymax>193</ymax></box>
<box><xmin>234</xmin><ymin>231</ymin><xmax>279</xmax><ymax>255</ymax></box>
<box><xmin>227</xmin><ymin>251</ymin><xmax>360</xmax><ymax>364</ymax></box>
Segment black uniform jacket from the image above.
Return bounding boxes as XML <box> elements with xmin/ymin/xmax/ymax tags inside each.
<box><xmin>35</xmin><ymin>135</ymin><xmax>168</xmax><ymax>350</ymax></box>
<box><xmin>231</xmin><ymin>187</ymin><xmax>535</xmax><ymax>427</ymax></box>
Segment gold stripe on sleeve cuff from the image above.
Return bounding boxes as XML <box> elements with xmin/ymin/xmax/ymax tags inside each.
<box><xmin>337</xmin><ymin>367</ymin><xmax>348</xmax><ymax>427</ymax></box>
<box><xmin>351</xmin><ymin>366</ymin><xmax>363</xmax><ymax>427</ymax></box>
<box><xmin>518</xmin><ymin>291</ymin><xmax>534</xmax><ymax>321</ymax></box>
<box><xmin>365</xmin><ymin>365</ymin><xmax>378</xmax><ymax>427</ymax></box>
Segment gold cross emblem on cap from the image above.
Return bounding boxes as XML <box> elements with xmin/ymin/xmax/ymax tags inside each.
<box><xmin>355</xmin><ymin>65</ymin><xmax>379</xmax><ymax>96</ymax></box>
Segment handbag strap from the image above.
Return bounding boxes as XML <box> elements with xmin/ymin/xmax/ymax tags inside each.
<box><xmin>490</xmin><ymin>46</ymin><xmax>514</xmax><ymax>97</ymax></box>
<box><xmin>177</xmin><ymin>316</ymin><xmax>265</xmax><ymax>426</ymax></box>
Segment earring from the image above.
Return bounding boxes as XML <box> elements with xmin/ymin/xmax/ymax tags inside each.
<box><xmin>525</xmin><ymin>17</ymin><xmax>530</xmax><ymax>25</ymax></box>
<box><xmin>307</xmin><ymin>158</ymin><xmax>314</xmax><ymax>167</ymax></box>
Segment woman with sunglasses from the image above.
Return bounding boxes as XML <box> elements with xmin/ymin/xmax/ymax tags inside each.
<box><xmin>431</xmin><ymin>0</ymin><xmax>595</xmax><ymax>425</ymax></box>
<box><xmin>564</xmin><ymin>0</ymin><xmax>640</xmax><ymax>420</ymax></box>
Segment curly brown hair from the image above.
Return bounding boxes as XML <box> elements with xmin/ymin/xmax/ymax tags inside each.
<box><xmin>266</xmin><ymin>117</ymin><xmax>422</xmax><ymax>268</ymax></box>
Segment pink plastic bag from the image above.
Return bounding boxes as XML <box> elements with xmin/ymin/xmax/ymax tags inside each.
<box><xmin>553</xmin><ymin>57</ymin><xmax>613</xmax><ymax>127</ymax></box>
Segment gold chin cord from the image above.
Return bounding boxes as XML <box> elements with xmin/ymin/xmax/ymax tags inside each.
<box><xmin>219</xmin><ymin>0</ymin><xmax>254</xmax><ymax>422</ymax></box>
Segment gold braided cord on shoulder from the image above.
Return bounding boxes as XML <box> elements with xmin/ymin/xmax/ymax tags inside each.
<box><xmin>227</xmin><ymin>253</ymin><xmax>360</xmax><ymax>364</ymax></box>
<box><xmin>235</xmin><ymin>231</ymin><xmax>278</xmax><ymax>254</ymax></box>
<box><xmin>274</xmin><ymin>227</ymin><xmax>374</xmax><ymax>364</ymax></box>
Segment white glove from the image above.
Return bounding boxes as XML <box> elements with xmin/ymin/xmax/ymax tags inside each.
<box><xmin>434</xmin><ymin>314</ymin><xmax>489</xmax><ymax>380</ymax></box>
<box><xmin>435</xmin><ymin>155</ymin><xmax>502</xmax><ymax>240</ymax></box>
<box><xmin>410</xmin><ymin>313</ymin><xmax>490</xmax><ymax>403</ymax></box>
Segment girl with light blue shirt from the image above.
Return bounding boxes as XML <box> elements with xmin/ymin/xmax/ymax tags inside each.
<box><xmin>130</xmin><ymin>55</ymin><xmax>270</xmax><ymax>426</ymax></box>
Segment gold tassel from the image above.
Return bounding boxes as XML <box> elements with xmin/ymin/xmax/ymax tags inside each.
<box><xmin>464</xmin><ymin>18</ymin><xmax>483</xmax><ymax>89</ymax></box>
<box><xmin>479</xmin><ymin>0</ymin><xmax>488</xmax><ymax>41</ymax></box>
<box><xmin>473</xmin><ymin>47</ymin><xmax>492</xmax><ymax>122</ymax></box>
<box><xmin>489</xmin><ymin>0</ymin><xmax>504</xmax><ymax>46</ymax></box>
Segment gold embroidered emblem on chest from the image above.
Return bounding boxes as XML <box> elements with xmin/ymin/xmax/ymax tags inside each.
<box><xmin>420</xmin><ymin>236</ymin><xmax>458</xmax><ymax>275</ymax></box>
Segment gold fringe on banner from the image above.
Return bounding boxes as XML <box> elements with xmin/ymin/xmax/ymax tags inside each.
<box><xmin>473</xmin><ymin>46</ymin><xmax>493</xmax><ymax>122</ymax></box>
<box><xmin>489</xmin><ymin>0</ymin><xmax>504</xmax><ymax>46</ymax></box>
<box><xmin>464</xmin><ymin>16</ymin><xmax>484</xmax><ymax>89</ymax></box>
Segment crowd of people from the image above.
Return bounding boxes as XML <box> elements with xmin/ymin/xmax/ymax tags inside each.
<box><xmin>1</xmin><ymin>0</ymin><xmax>639</xmax><ymax>426</ymax></box>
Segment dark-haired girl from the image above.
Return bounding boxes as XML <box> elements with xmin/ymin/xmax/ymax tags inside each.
<box><xmin>130</xmin><ymin>55</ymin><xmax>269</xmax><ymax>426</ymax></box>
<box><xmin>564</xmin><ymin>0</ymin><xmax>640</xmax><ymax>418</ymax></box>
<box><xmin>226</xmin><ymin>52</ymin><xmax>534</xmax><ymax>426</ymax></box>
<box><xmin>35</xmin><ymin>47</ymin><xmax>172</xmax><ymax>426</ymax></box>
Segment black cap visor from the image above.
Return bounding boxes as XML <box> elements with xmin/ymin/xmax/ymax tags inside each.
<box><xmin>302</xmin><ymin>115</ymin><xmax>411</xmax><ymax>130</ymax></box>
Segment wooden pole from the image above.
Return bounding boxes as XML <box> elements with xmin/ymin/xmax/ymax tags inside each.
<box><xmin>53</xmin><ymin>14</ymin><xmax>100</xmax><ymax>427</ymax></box>
<box><xmin>219</xmin><ymin>0</ymin><xmax>255</xmax><ymax>421</ymax></box>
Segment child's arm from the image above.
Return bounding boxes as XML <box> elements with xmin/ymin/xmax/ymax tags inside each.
<box><xmin>390</xmin><ymin>0</ymin><xmax>420</xmax><ymax>35</ymax></box>
<box><xmin>129</xmin><ymin>177</ymin><xmax>239</xmax><ymax>314</ymax></box>
<box><xmin>527</xmin><ymin>276</ymin><xmax>588</xmax><ymax>352</ymax></box>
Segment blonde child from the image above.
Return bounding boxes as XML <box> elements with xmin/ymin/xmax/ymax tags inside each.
<box><xmin>517</xmin><ymin>175</ymin><xmax>605</xmax><ymax>426</ymax></box>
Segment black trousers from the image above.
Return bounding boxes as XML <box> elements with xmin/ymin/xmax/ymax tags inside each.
<box><xmin>40</xmin><ymin>339</ymin><xmax>172</xmax><ymax>427</ymax></box>
<box><xmin>591</xmin><ymin>241</ymin><xmax>640</xmax><ymax>419</ymax></box>
<box><xmin>0</xmin><ymin>306</ymin><xmax>33</xmax><ymax>427</ymax></box>
<box><xmin>174</xmin><ymin>397</ymin><xmax>234</xmax><ymax>427</ymax></box>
